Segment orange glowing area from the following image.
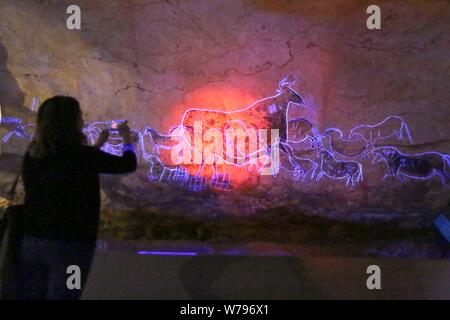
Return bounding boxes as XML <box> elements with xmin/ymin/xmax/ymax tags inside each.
<box><xmin>157</xmin><ymin>84</ymin><xmax>276</xmax><ymax>188</ymax></box>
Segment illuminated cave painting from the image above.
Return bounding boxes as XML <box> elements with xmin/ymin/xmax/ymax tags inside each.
<box><xmin>349</xmin><ymin>115</ymin><xmax>414</xmax><ymax>145</ymax></box>
<box><xmin>287</xmin><ymin>117</ymin><xmax>322</xmax><ymax>149</ymax></box>
<box><xmin>372</xmin><ymin>147</ymin><xmax>450</xmax><ymax>186</ymax></box>
<box><xmin>177</xmin><ymin>77</ymin><xmax>305</xmax><ymax>169</ymax></box>
<box><xmin>0</xmin><ymin>78</ymin><xmax>449</xmax><ymax>190</ymax></box>
<box><xmin>316</xmin><ymin>149</ymin><xmax>363</xmax><ymax>187</ymax></box>
<box><xmin>317</xmin><ymin>128</ymin><xmax>368</xmax><ymax>159</ymax></box>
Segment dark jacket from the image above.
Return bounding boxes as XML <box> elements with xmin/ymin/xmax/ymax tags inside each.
<box><xmin>21</xmin><ymin>144</ymin><xmax>137</xmax><ymax>241</ymax></box>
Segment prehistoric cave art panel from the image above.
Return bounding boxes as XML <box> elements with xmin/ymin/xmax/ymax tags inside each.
<box><xmin>0</xmin><ymin>78</ymin><xmax>449</xmax><ymax>190</ymax></box>
<box><xmin>140</xmin><ymin>77</ymin><xmax>448</xmax><ymax>190</ymax></box>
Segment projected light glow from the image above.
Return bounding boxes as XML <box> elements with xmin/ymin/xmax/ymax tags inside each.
<box><xmin>1</xmin><ymin>78</ymin><xmax>449</xmax><ymax>190</ymax></box>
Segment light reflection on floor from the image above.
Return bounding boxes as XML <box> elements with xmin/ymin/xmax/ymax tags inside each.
<box><xmin>95</xmin><ymin>239</ymin><xmax>449</xmax><ymax>260</ymax></box>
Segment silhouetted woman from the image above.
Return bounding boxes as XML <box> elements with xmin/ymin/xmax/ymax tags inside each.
<box><xmin>17</xmin><ymin>96</ymin><xmax>137</xmax><ymax>299</ymax></box>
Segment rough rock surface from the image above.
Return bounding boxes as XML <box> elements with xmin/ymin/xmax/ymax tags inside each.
<box><xmin>0</xmin><ymin>1</ymin><xmax>449</xmax><ymax>243</ymax></box>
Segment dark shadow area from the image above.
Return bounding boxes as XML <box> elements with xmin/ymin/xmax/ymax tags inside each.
<box><xmin>0</xmin><ymin>153</ymin><xmax>23</xmax><ymax>199</ymax></box>
<box><xmin>97</xmin><ymin>204</ymin><xmax>447</xmax><ymax>260</ymax></box>
<box><xmin>0</xmin><ymin>41</ymin><xmax>24</xmax><ymax>108</ymax></box>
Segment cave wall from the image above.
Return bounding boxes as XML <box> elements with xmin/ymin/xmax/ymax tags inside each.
<box><xmin>0</xmin><ymin>0</ymin><xmax>449</xmax><ymax>220</ymax></box>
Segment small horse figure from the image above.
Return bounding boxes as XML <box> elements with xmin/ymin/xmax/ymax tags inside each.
<box><xmin>318</xmin><ymin>127</ymin><xmax>369</xmax><ymax>159</ymax></box>
<box><xmin>279</xmin><ymin>143</ymin><xmax>318</xmax><ymax>182</ymax></box>
<box><xmin>210</xmin><ymin>172</ymin><xmax>232</xmax><ymax>190</ymax></box>
<box><xmin>349</xmin><ymin>115</ymin><xmax>413</xmax><ymax>145</ymax></box>
<box><xmin>373</xmin><ymin>146</ymin><xmax>450</xmax><ymax>187</ymax></box>
<box><xmin>316</xmin><ymin>149</ymin><xmax>363</xmax><ymax>187</ymax></box>
<box><xmin>143</xmin><ymin>125</ymin><xmax>184</xmax><ymax>155</ymax></box>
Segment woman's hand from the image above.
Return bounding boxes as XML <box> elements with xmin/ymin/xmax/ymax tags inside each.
<box><xmin>94</xmin><ymin>129</ymin><xmax>109</xmax><ymax>149</ymax></box>
<box><xmin>118</xmin><ymin>121</ymin><xmax>132</xmax><ymax>144</ymax></box>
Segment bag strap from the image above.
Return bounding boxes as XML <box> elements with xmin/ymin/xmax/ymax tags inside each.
<box><xmin>7</xmin><ymin>170</ymin><xmax>21</xmax><ymax>201</ymax></box>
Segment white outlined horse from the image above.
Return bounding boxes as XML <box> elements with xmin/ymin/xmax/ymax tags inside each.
<box><xmin>372</xmin><ymin>146</ymin><xmax>450</xmax><ymax>187</ymax></box>
<box><xmin>316</xmin><ymin>149</ymin><xmax>363</xmax><ymax>187</ymax></box>
<box><xmin>349</xmin><ymin>115</ymin><xmax>413</xmax><ymax>145</ymax></box>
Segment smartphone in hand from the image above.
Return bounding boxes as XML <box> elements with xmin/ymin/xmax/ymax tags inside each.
<box><xmin>109</xmin><ymin>120</ymin><xmax>125</xmax><ymax>132</ymax></box>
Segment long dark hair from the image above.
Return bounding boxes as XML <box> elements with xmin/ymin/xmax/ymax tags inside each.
<box><xmin>28</xmin><ymin>96</ymin><xmax>87</xmax><ymax>158</ymax></box>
